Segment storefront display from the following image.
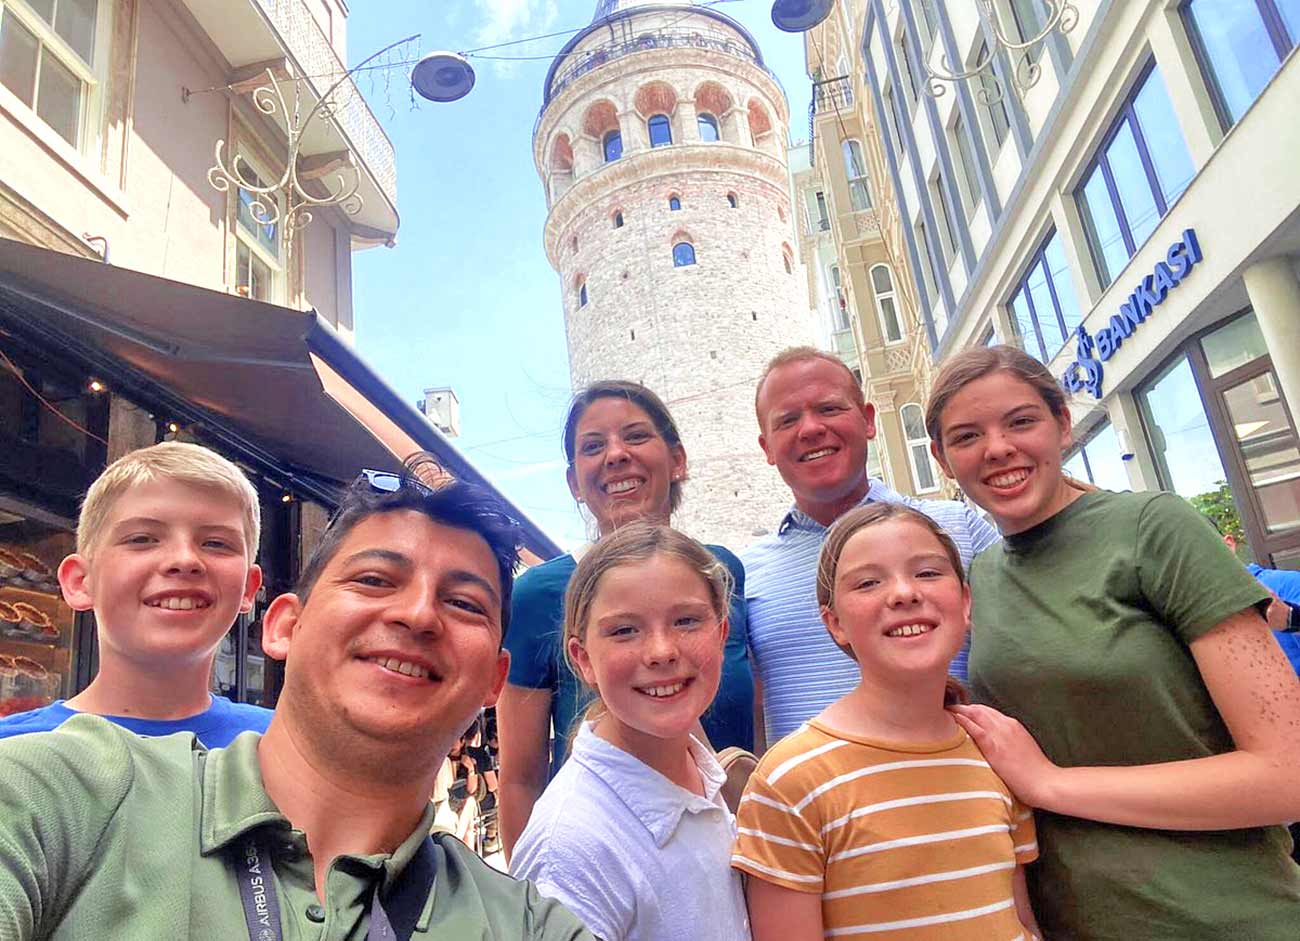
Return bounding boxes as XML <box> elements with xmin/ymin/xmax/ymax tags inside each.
<box><xmin>0</xmin><ymin>515</ymin><xmax>77</xmax><ymax>716</ymax></box>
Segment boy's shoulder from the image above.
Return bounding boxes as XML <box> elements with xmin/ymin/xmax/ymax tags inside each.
<box><xmin>0</xmin><ymin>700</ymin><xmax>76</xmax><ymax>739</ymax></box>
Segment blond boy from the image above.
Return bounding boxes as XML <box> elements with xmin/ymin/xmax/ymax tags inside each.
<box><xmin>0</xmin><ymin>442</ymin><xmax>266</xmax><ymax>745</ymax></box>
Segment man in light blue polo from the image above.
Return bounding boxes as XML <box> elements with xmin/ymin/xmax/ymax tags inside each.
<box><xmin>742</xmin><ymin>348</ymin><xmax>1000</xmax><ymax>746</ymax></box>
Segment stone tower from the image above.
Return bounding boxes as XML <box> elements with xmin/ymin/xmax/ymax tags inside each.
<box><xmin>534</xmin><ymin>0</ymin><xmax>814</xmax><ymax>548</ymax></box>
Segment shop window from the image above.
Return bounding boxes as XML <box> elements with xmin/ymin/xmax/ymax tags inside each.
<box><xmin>648</xmin><ymin>113</ymin><xmax>672</xmax><ymax>147</ymax></box>
<box><xmin>669</xmin><ymin>194</ymin><xmax>681</xmax><ymax>211</ymax></box>
<box><xmin>1138</xmin><ymin>354</ymin><xmax>1230</xmax><ymax>500</ymax></box>
<box><xmin>871</xmin><ymin>264</ymin><xmax>904</xmax><ymax>343</ymax></box>
<box><xmin>672</xmin><ymin>241</ymin><xmax>696</xmax><ymax>267</ymax></box>
<box><xmin>0</xmin><ymin>0</ymin><xmax>103</xmax><ymax>148</ymax></box>
<box><xmin>603</xmin><ymin>129</ymin><xmax>622</xmax><ymax>162</ymax></box>
<box><xmin>1076</xmin><ymin>61</ymin><xmax>1196</xmax><ymax>289</ymax></box>
<box><xmin>949</xmin><ymin>114</ymin><xmax>982</xmax><ymax>213</ymax></box>
<box><xmin>972</xmin><ymin>40</ymin><xmax>1010</xmax><ymax>152</ymax></box>
<box><xmin>842</xmin><ymin>139</ymin><xmax>872</xmax><ymax>212</ymax></box>
<box><xmin>698</xmin><ymin>112</ymin><xmax>720</xmax><ymax>141</ymax></box>
<box><xmin>1063</xmin><ymin>421</ymin><xmax>1129</xmax><ymax>492</ymax></box>
<box><xmin>1007</xmin><ymin>228</ymin><xmax>1082</xmax><ymax>361</ymax></box>
<box><xmin>1184</xmin><ymin>0</ymin><xmax>1299</xmax><ymax>129</ymax></box>
<box><xmin>232</xmin><ymin>157</ymin><xmax>283</xmax><ymax>303</ymax></box>
<box><xmin>901</xmin><ymin>403</ymin><xmax>939</xmax><ymax>493</ymax></box>
<box><xmin>727</xmin><ymin>192</ymin><xmax>738</xmax><ymax>209</ymax></box>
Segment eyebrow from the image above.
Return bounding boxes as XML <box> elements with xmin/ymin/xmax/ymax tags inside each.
<box><xmin>341</xmin><ymin>552</ymin><xmax>501</xmax><ymax>605</ymax></box>
<box><xmin>944</xmin><ymin>402</ymin><xmax>1042</xmax><ymax>434</ymax></box>
<box><xmin>110</xmin><ymin>518</ymin><xmax>244</xmax><ymax>539</ymax></box>
<box><xmin>446</xmin><ymin>570</ymin><xmax>501</xmax><ymax>607</ymax></box>
<box><xmin>340</xmin><ymin>548</ymin><xmax>413</xmax><ymax>570</ymax></box>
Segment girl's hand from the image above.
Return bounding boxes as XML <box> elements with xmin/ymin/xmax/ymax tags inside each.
<box><xmin>949</xmin><ymin>703</ymin><xmax>1059</xmax><ymax>806</ymax></box>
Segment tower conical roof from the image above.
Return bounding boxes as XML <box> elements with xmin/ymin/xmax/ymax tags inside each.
<box><xmin>592</xmin><ymin>0</ymin><xmax>693</xmax><ymax>21</ymax></box>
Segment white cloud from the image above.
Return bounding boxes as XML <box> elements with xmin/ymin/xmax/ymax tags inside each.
<box><xmin>470</xmin><ymin>0</ymin><xmax>561</xmax><ymax>76</ymax></box>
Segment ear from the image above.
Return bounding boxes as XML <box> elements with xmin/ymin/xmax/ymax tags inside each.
<box><xmin>481</xmin><ymin>649</ymin><xmax>511</xmax><ymax>709</ymax></box>
<box><xmin>860</xmin><ymin>401</ymin><xmax>877</xmax><ymax>439</ymax></box>
<box><xmin>261</xmin><ymin>592</ymin><xmax>302</xmax><ymax>662</ymax></box>
<box><xmin>931</xmin><ymin>439</ymin><xmax>956</xmax><ymax>480</ymax></box>
<box><xmin>57</xmin><ymin>554</ymin><xmax>95</xmax><ymax>612</ymax></box>
<box><xmin>669</xmin><ymin>443</ymin><xmax>687</xmax><ymax>482</ymax></box>
<box><xmin>717</xmin><ymin>614</ymin><xmax>730</xmax><ymax>654</ymax></box>
<box><xmin>1055</xmin><ymin>404</ymin><xmax>1074</xmax><ymax>451</ymax></box>
<box><xmin>820</xmin><ymin>604</ymin><xmax>850</xmax><ymax>651</ymax></box>
<box><xmin>758</xmin><ymin>431</ymin><xmax>776</xmax><ymax>467</ymax></box>
<box><xmin>960</xmin><ymin>582</ymin><xmax>972</xmax><ymax>632</ymax></box>
<box><xmin>238</xmin><ymin>564</ymin><xmax>264</xmax><ymax>616</ymax></box>
<box><xmin>565</xmin><ymin>464</ymin><xmax>583</xmax><ymax>503</ymax></box>
<box><xmin>567</xmin><ymin>634</ymin><xmax>599</xmax><ymax>689</ymax></box>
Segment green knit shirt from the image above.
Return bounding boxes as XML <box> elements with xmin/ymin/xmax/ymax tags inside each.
<box><xmin>0</xmin><ymin>715</ymin><xmax>594</xmax><ymax>940</ymax></box>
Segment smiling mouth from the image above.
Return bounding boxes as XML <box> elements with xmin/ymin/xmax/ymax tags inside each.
<box><xmin>799</xmin><ymin>447</ymin><xmax>836</xmax><ymax>463</ymax></box>
<box><xmin>636</xmin><ymin>679</ymin><xmax>690</xmax><ymax>698</ymax></box>
<box><xmin>146</xmin><ymin>596</ymin><xmax>211</xmax><ymax>611</ymax></box>
<box><xmin>364</xmin><ymin>655</ymin><xmax>435</xmax><ymax>681</ymax></box>
<box><xmin>885</xmin><ymin>623</ymin><xmax>935</xmax><ymax>638</ymax></box>
<box><xmin>985</xmin><ymin>468</ymin><xmax>1031</xmax><ymax>489</ymax></box>
<box><xmin>604</xmin><ymin>478</ymin><xmax>644</xmax><ymax>495</ymax></box>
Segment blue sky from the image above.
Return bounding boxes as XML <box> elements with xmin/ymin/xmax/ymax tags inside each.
<box><xmin>347</xmin><ymin>1</ymin><xmax>813</xmax><ymax>549</ymax></box>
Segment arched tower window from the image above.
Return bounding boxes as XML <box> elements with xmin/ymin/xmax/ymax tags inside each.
<box><xmin>782</xmin><ymin>244</ymin><xmax>793</xmax><ymax>274</ymax></box>
<box><xmin>843</xmin><ymin>139</ymin><xmax>872</xmax><ymax>212</ymax></box>
<box><xmin>901</xmin><ymin>403</ymin><xmax>939</xmax><ymax>493</ymax></box>
<box><xmin>648</xmin><ymin>114</ymin><xmax>672</xmax><ymax>147</ymax></box>
<box><xmin>603</xmin><ymin>130</ymin><xmax>622</xmax><ymax>162</ymax></box>
<box><xmin>613</xmin><ymin>210</ymin><xmax>624</xmax><ymax>228</ymax></box>
<box><xmin>726</xmin><ymin>192</ymin><xmax>738</xmax><ymax>209</ymax></box>
<box><xmin>669</xmin><ymin>195</ymin><xmax>682</xmax><ymax>211</ymax></box>
<box><xmin>871</xmin><ymin>264</ymin><xmax>904</xmax><ymax>343</ymax></box>
<box><xmin>576</xmin><ymin>276</ymin><xmax>589</xmax><ymax>308</ymax></box>
<box><xmin>672</xmin><ymin>242</ymin><xmax>696</xmax><ymax>267</ymax></box>
<box><xmin>698</xmin><ymin>113</ymin><xmax>720</xmax><ymax>142</ymax></box>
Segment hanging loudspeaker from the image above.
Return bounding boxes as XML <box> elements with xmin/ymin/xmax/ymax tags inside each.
<box><xmin>412</xmin><ymin>51</ymin><xmax>475</xmax><ymax>103</ymax></box>
<box><xmin>771</xmin><ymin>0</ymin><xmax>834</xmax><ymax>32</ymax></box>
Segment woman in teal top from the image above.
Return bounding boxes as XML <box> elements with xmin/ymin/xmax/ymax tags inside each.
<box><xmin>496</xmin><ymin>380</ymin><xmax>754</xmax><ymax>860</ymax></box>
<box><xmin>923</xmin><ymin>346</ymin><xmax>1300</xmax><ymax>939</ymax></box>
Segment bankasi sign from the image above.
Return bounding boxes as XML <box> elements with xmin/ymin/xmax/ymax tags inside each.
<box><xmin>1062</xmin><ymin>228</ymin><xmax>1202</xmax><ymax>399</ymax></box>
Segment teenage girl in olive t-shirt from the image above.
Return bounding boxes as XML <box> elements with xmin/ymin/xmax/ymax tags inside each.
<box><xmin>922</xmin><ymin>346</ymin><xmax>1300</xmax><ymax>940</ymax></box>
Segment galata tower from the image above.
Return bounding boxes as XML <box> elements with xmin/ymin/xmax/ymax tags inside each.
<box><xmin>534</xmin><ymin>0</ymin><xmax>814</xmax><ymax>548</ymax></box>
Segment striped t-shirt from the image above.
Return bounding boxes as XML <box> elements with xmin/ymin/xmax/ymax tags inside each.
<box><xmin>732</xmin><ymin>720</ymin><xmax>1037</xmax><ymax>940</ymax></box>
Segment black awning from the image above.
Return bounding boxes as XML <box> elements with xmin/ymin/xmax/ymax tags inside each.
<box><xmin>0</xmin><ymin>238</ymin><xmax>560</xmax><ymax>561</ymax></box>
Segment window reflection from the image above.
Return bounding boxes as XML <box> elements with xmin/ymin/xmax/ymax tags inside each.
<box><xmin>1139</xmin><ymin>355</ymin><xmax>1229</xmax><ymax>499</ymax></box>
<box><xmin>1221</xmin><ymin>372</ymin><xmax>1300</xmax><ymax>534</ymax></box>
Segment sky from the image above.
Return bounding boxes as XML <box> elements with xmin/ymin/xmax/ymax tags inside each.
<box><xmin>346</xmin><ymin>1</ymin><xmax>813</xmax><ymax>550</ymax></box>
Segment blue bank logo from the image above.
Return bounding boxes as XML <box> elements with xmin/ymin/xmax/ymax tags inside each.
<box><xmin>1062</xmin><ymin>228</ymin><xmax>1202</xmax><ymax>399</ymax></box>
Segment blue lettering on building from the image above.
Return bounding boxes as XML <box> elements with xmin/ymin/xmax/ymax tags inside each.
<box><xmin>1062</xmin><ymin>228</ymin><xmax>1201</xmax><ymax>399</ymax></box>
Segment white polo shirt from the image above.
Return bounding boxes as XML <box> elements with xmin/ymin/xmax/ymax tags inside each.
<box><xmin>510</xmin><ymin>724</ymin><xmax>751</xmax><ymax>941</ymax></box>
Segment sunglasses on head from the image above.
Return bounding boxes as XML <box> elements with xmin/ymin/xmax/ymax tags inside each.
<box><xmin>351</xmin><ymin>468</ymin><xmax>524</xmax><ymax>532</ymax></box>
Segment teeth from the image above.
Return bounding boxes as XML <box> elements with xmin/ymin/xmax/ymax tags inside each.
<box><xmin>605</xmin><ymin>479</ymin><xmax>640</xmax><ymax>494</ymax></box>
<box><xmin>886</xmin><ymin>623</ymin><xmax>934</xmax><ymax>638</ymax></box>
<box><xmin>800</xmin><ymin>448</ymin><xmax>835</xmax><ymax>462</ymax></box>
<box><xmin>988</xmin><ymin>469</ymin><xmax>1030</xmax><ymax>488</ymax></box>
<box><xmin>375</xmin><ymin>657</ymin><xmax>430</xmax><ymax>680</ymax></box>
<box><xmin>640</xmin><ymin>682</ymin><xmax>685</xmax><ymax>698</ymax></box>
<box><xmin>148</xmin><ymin>596</ymin><xmax>208</xmax><ymax>610</ymax></box>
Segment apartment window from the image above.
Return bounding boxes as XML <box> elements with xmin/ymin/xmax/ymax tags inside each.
<box><xmin>972</xmin><ymin>41</ymin><xmax>1010</xmax><ymax>152</ymax></box>
<box><xmin>950</xmin><ymin>115</ymin><xmax>982</xmax><ymax>212</ymax></box>
<box><xmin>668</xmin><ymin>194</ymin><xmax>681</xmax><ymax>211</ymax></box>
<box><xmin>829</xmin><ymin>265</ymin><xmax>849</xmax><ymax>331</ymax></box>
<box><xmin>978</xmin><ymin>322</ymin><xmax>998</xmax><ymax>345</ymax></box>
<box><xmin>882</xmin><ymin>86</ymin><xmax>902</xmax><ymax>158</ymax></box>
<box><xmin>603</xmin><ymin>129</ymin><xmax>622</xmax><ymax>162</ymax></box>
<box><xmin>915</xmin><ymin>220</ymin><xmax>940</xmax><ymax>304</ymax></box>
<box><xmin>1077</xmin><ymin>62</ymin><xmax>1196</xmax><ymax>288</ymax></box>
<box><xmin>814</xmin><ymin>190</ymin><xmax>830</xmax><ymax>229</ymax></box>
<box><xmin>697</xmin><ymin>112</ymin><xmax>720</xmax><ymax>141</ymax></box>
<box><xmin>897</xmin><ymin>33</ymin><xmax>919</xmax><ymax>109</ymax></box>
<box><xmin>233</xmin><ymin>158</ymin><xmax>282</xmax><ymax>303</ymax></box>
<box><xmin>871</xmin><ymin>264</ymin><xmax>904</xmax><ymax>343</ymax></box>
<box><xmin>930</xmin><ymin>175</ymin><xmax>959</xmax><ymax>267</ymax></box>
<box><xmin>1008</xmin><ymin>0</ymin><xmax>1044</xmax><ymax>64</ymax></box>
<box><xmin>672</xmin><ymin>241</ymin><xmax>696</xmax><ymax>267</ymax></box>
<box><xmin>1063</xmin><ymin>421</ymin><xmax>1130</xmax><ymax>492</ymax></box>
<box><xmin>648</xmin><ymin>113</ymin><xmax>672</xmax><ymax>147</ymax></box>
<box><xmin>1008</xmin><ymin>228</ymin><xmax>1083</xmax><ymax>361</ymax></box>
<box><xmin>902</xmin><ymin>403</ymin><xmax>940</xmax><ymax>492</ymax></box>
<box><xmin>1184</xmin><ymin>0</ymin><xmax>1299</xmax><ymax>128</ymax></box>
<box><xmin>0</xmin><ymin>0</ymin><xmax>103</xmax><ymax>147</ymax></box>
<box><xmin>914</xmin><ymin>0</ymin><xmax>937</xmax><ymax>54</ymax></box>
<box><xmin>842</xmin><ymin>139</ymin><xmax>872</xmax><ymax>211</ymax></box>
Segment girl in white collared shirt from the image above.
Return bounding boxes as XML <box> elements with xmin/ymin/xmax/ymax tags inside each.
<box><xmin>510</xmin><ymin>523</ymin><xmax>750</xmax><ymax>941</ymax></box>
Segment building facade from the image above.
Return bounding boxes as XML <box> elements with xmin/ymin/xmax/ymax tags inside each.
<box><xmin>533</xmin><ymin>0</ymin><xmax>816</xmax><ymax>547</ymax></box>
<box><xmin>811</xmin><ymin>0</ymin><xmax>1300</xmax><ymax>569</ymax></box>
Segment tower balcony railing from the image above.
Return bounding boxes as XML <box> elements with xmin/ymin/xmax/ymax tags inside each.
<box><xmin>541</xmin><ymin>25</ymin><xmax>780</xmax><ymax>119</ymax></box>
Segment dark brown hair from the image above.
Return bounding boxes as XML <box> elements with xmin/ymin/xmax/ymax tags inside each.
<box><xmin>815</xmin><ymin>502</ymin><xmax>970</xmax><ymax>707</ymax></box>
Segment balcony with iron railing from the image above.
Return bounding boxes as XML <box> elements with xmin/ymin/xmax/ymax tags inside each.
<box><xmin>807</xmin><ymin>75</ymin><xmax>854</xmax><ymax>163</ymax></box>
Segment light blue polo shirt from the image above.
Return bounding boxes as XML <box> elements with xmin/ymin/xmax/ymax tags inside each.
<box><xmin>741</xmin><ymin>479</ymin><xmax>1000</xmax><ymax>743</ymax></box>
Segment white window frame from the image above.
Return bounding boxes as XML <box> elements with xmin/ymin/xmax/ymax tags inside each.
<box><xmin>230</xmin><ymin>151</ymin><xmax>286</xmax><ymax>305</ymax></box>
<box><xmin>842</xmin><ymin>138</ymin><xmax>872</xmax><ymax>212</ymax></box>
<box><xmin>901</xmin><ymin>402</ymin><xmax>940</xmax><ymax>493</ymax></box>
<box><xmin>948</xmin><ymin>114</ymin><xmax>982</xmax><ymax>214</ymax></box>
<box><xmin>870</xmin><ymin>263</ymin><xmax>904</xmax><ymax>345</ymax></box>
<box><xmin>0</xmin><ymin>0</ymin><xmax>113</xmax><ymax>152</ymax></box>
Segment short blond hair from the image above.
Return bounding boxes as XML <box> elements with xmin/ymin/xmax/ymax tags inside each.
<box><xmin>754</xmin><ymin>345</ymin><xmax>865</xmax><ymax>423</ymax></box>
<box><xmin>78</xmin><ymin>442</ymin><xmax>261</xmax><ymax>559</ymax></box>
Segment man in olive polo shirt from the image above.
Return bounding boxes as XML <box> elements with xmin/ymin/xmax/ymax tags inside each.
<box><xmin>0</xmin><ymin>470</ymin><xmax>594</xmax><ymax>940</ymax></box>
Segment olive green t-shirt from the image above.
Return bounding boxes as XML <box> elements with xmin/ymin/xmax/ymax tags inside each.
<box><xmin>0</xmin><ymin>715</ymin><xmax>594</xmax><ymax>940</ymax></box>
<box><xmin>969</xmin><ymin>489</ymin><xmax>1300</xmax><ymax>940</ymax></box>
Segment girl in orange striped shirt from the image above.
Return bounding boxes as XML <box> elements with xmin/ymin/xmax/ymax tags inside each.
<box><xmin>732</xmin><ymin>503</ymin><xmax>1041</xmax><ymax>941</ymax></box>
